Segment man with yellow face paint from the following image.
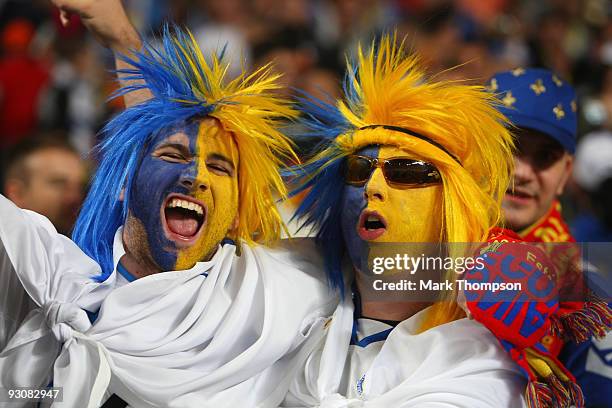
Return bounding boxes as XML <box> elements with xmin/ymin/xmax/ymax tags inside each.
<box><xmin>283</xmin><ymin>37</ymin><xmax>606</xmax><ymax>408</ymax></box>
<box><xmin>0</xmin><ymin>25</ymin><xmax>337</xmax><ymax>407</ymax></box>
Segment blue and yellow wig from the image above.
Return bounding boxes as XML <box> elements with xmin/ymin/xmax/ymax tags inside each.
<box><xmin>74</xmin><ymin>25</ymin><xmax>298</xmax><ymax>280</ymax></box>
<box><xmin>290</xmin><ymin>35</ymin><xmax>515</xmax><ymax>328</ymax></box>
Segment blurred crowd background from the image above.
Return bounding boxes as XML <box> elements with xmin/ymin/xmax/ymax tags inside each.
<box><xmin>0</xmin><ymin>0</ymin><xmax>611</xmax><ymax>239</ymax></box>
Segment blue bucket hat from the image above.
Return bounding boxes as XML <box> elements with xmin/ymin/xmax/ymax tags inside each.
<box><xmin>487</xmin><ymin>68</ymin><xmax>577</xmax><ymax>154</ymax></box>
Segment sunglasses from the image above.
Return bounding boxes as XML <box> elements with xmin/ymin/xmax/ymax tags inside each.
<box><xmin>344</xmin><ymin>155</ymin><xmax>441</xmax><ymax>187</ymax></box>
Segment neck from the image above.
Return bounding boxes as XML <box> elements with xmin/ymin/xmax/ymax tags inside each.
<box><xmin>118</xmin><ymin>252</ymin><xmax>161</xmax><ymax>279</ymax></box>
<box><xmin>355</xmin><ymin>272</ymin><xmax>431</xmax><ymax>322</ymax></box>
<box><xmin>121</xmin><ymin>223</ymin><xmax>162</xmax><ymax>279</ymax></box>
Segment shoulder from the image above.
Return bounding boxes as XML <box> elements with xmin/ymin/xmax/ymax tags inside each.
<box><xmin>248</xmin><ymin>238</ymin><xmax>326</xmax><ymax>282</ymax></box>
<box><xmin>244</xmin><ymin>238</ymin><xmax>338</xmax><ymax>312</ymax></box>
<box><xmin>387</xmin><ymin>313</ymin><xmax>521</xmax><ymax>370</ymax></box>
<box><xmin>364</xmin><ymin>314</ymin><xmax>527</xmax><ymax>407</ymax></box>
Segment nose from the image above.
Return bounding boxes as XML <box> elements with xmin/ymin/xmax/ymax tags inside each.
<box><xmin>179</xmin><ymin>168</ymin><xmax>208</xmax><ymax>192</ymax></box>
<box><xmin>513</xmin><ymin>155</ymin><xmax>535</xmax><ymax>185</ymax></box>
<box><xmin>364</xmin><ymin>168</ymin><xmax>387</xmax><ymax>202</ymax></box>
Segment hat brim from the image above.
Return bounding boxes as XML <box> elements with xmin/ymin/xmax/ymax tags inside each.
<box><xmin>503</xmin><ymin>112</ymin><xmax>575</xmax><ymax>154</ymax></box>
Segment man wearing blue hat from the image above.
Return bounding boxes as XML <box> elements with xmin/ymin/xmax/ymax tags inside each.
<box><xmin>489</xmin><ymin>68</ymin><xmax>612</xmax><ymax>408</ymax></box>
<box><xmin>488</xmin><ymin>67</ymin><xmax>576</xmax><ymax>243</ymax></box>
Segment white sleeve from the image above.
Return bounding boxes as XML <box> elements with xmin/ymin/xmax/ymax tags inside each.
<box><xmin>0</xmin><ymin>194</ymin><xmax>101</xmax><ymax>349</ymax></box>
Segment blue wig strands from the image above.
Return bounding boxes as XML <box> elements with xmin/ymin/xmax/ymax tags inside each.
<box><xmin>288</xmin><ymin>89</ymin><xmax>354</xmax><ymax>294</ymax></box>
<box><xmin>290</xmin><ymin>38</ymin><xmax>408</xmax><ymax>293</ymax></box>
<box><xmin>73</xmin><ymin>26</ymin><xmax>222</xmax><ymax>281</ymax></box>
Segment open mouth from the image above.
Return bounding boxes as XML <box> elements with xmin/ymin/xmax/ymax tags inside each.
<box><xmin>162</xmin><ymin>194</ymin><xmax>207</xmax><ymax>245</ymax></box>
<box><xmin>358</xmin><ymin>210</ymin><xmax>387</xmax><ymax>241</ymax></box>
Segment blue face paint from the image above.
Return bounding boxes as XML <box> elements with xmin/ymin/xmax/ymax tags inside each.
<box><xmin>129</xmin><ymin>120</ymin><xmax>201</xmax><ymax>270</ymax></box>
<box><xmin>341</xmin><ymin>145</ymin><xmax>379</xmax><ymax>271</ymax></box>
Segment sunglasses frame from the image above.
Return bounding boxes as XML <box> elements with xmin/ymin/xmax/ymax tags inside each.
<box><xmin>344</xmin><ymin>155</ymin><xmax>442</xmax><ymax>187</ymax></box>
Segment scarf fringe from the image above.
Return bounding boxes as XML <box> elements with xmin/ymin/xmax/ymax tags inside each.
<box><xmin>525</xmin><ymin>381</ymin><xmax>552</xmax><ymax>408</ymax></box>
<box><xmin>550</xmin><ymin>294</ymin><xmax>612</xmax><ymax>343</ymax></box>
<box><xmin>525</xmin><ymin>375</ymin><xmax>585</xmax><ymax>408</ymax></box>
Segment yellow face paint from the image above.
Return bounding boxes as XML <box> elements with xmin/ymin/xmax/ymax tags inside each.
<box><xmin>365</xmin><ymin>145</ymin><xmax>443</xmax><ymax>243</ymax></box>
<box><xmin>175</xmin><ymin>118</ymin><xmax>239</xmax><ymax>269</ymax></box>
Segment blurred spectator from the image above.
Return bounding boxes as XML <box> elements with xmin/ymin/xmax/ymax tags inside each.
<box><xmin>571</xmin><ymin>130</ymin><xmax>612</xmax><ymax>242</ymax></box>
<box><xmin>0</xmin><ymin>19</ymin><xmax>50</xmax><ymax>149</ymax></box>
<box><xmin>38</xmin><ymin>33</ymin><xmax>105</xmax><ymax>155</ymax></box>
<box><xmin>313</xmin><ymin>0</ymin><xmax>398</xmax><ymax>74</ymax></box>
<box><xmin>299</xmin><ymin>67</ymin><xmax>341</xmax><ymax>101</ymax></box>
<box><xmin>0</xmin><ymin>0</ymin><xmax>50</xmax><ymax>29</ymax></box>
<box><xmin>529</xmin><ymin>10</ymin><xmax>573</xmax><ymax>80</ymax></box>
<box><xmin>599</xmin><ymin>66</ymin><xmax>612</xmax><ymax>129</ymax></box>
<box><xmin>0</xmin><ymin>0</ymin><xmax>607</xmax><ymax>233</ymax></box>
<box><xmin>190</xmin><ymin>0</ymin><xmax>253</xmax><ymax>79</ymax></box>
<box><xmin>2</xmin><ymin>137</ymin><xmax>87</xmax><ymax>235</ymax></box>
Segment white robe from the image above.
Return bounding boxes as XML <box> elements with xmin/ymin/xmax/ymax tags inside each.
<box><xmin>0</xmin><ymin>194</ymin><xmax>338</xmax><ymax>407</ymax></box>
<box><xmin>284</xmin><ymin>295</ymin><xmax>528</xmax><ymax>408</ymax></box>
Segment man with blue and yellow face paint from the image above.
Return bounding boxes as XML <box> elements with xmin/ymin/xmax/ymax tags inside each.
<box><xmin>124</xmin><ymin>118</ymin><xmax>240</xmax><ymax>274</ymax></box>
<box><xmin>283</xmin><ymin>37</ymin><xmax>608</xmax><ymax>408</ymax></box>
<box><xmin>0</xmin><ymin>25</ymin><xmax>336</xmax><ymax>407</ymax></box>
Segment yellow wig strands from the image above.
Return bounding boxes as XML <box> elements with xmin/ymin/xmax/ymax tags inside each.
<box><xmin>170</xmin><ymin>30</ymin><xmax>298</xmax><ymax>245</ymax></box>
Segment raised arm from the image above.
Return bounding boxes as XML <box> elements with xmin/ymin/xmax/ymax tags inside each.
<box><xmin>50</xmin><ymin>0</ymin><xmax>152</xmax><ymax>107</ymax></box>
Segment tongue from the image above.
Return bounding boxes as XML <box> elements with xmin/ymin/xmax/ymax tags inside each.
<box><xmin>166</xmin><ymin>210</ymin><xmax>199</xmax><ymax>237</ymax></box>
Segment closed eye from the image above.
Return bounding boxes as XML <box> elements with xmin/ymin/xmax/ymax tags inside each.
<box><xmin>152</xmin><ymin>144</ymin><xmax>191</xmax><ymax>163</ymax></box>
<box><xmin>159</xmin><ymin>152</ymin><xmax>189</xmax><ymax>162</ymax></box>
<box><xmin>207</xmin><ymin>162</ymin><xmax>233</xmax><ymax>176</ymax></box>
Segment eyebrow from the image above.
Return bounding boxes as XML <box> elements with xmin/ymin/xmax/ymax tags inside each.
<box><xmin>208</xmin><ymin>153</ymin><xmax>235</xmax><ymax>171</ymax></box>
<box><xmin>154</xmin><ymin>142</ymin><xmax>192</xmax><ymax>156</ymax></box>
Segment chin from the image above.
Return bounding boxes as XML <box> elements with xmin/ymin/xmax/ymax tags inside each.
<box><xmin>504</xmin><ymin>215</ymin><xmax>532</xmax><ymax>232</ymax></box>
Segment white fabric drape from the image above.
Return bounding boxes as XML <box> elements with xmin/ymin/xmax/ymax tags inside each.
<box><xmin>0</xmin><ymin>195</ymin><xmax>337</xmax><ymax>407</ymax></box>
<box><xmin>284</xmin><ymin>296</ymin><xmax>528</xmax><ymax>408</ymax></box>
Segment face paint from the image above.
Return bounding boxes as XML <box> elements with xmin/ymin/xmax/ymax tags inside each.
<box><xmin>341</xmin><ymin>145</ymin><xmax>378</xmax><ymax>271</ymax></box>
<box><xmin>126</xmin><ymin>117</ymin><xmax>239</xmax><ymax>272</ymax></box>
<box><xmin>341</xmin><ymin>145</ymin><xmax>443</xmax><ymax>272</ymax></box>
<box><xmin>175</xmin><ymin>120</ymin><xmax>239</xmax><ymax>269</ymax></box>
<box><xmin>364</xmin><ymin>145</ymin><xmax>443</xmax><ymax>242</ymax></box>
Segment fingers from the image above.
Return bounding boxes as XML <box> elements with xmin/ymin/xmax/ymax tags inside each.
<box><xmin>59</xmin><ymin>10</ymin><xmax>70</xmax><ymax>27</ymax></box>
<box><xmin>456</xmin><ymin>288</ymin><xmax>473</xmax><ymax>319</ymax></box>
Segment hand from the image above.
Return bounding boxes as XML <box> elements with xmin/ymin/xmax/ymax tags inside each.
<box><xmin>456</xmin><ymin>286</ymin><xmax>473</xmax><ymax>319</ymax></box>
<box><xmin>50</xmin><ymin>0</ymin><xmax>140</xmax><ymax>51</ymax></box>
<box><xmin>50</xmin><ymin>0</ymin><xmax>150</xmax><ymax>106</ymax></box>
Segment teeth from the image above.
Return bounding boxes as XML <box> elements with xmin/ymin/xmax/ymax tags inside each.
<box><xmin>367</xmin><ymin>216</ymin><xmax>380</xmax><ymax>222</ymax></box>
<box><xmin>167</xmin><ymin>198</ymin><xmax>204</xmax><ymax>215</ymax></box>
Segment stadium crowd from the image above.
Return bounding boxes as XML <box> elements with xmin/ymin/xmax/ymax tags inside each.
<box><xmin>0</xmin><ymin>0</ymin><xmax>611</xmax><ymax>239</ymax></box>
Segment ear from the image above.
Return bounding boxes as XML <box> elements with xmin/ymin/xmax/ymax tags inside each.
<box><xmin>556</xmin><ymin>155</ymin><xmax>574</xmax><ymax>196</ymax></box>
<box><xmin>119</xmin><ymin>187</ymin><xmax>125</xmax><ymax>202</ymax></box>
<box><xmin>226</xmin><ymin>213</ymin><xmax>240</xmax><ymax>239</ymax></box>
<box><xmin>231</xmin><ymin>214</ymin><xmax>239</xmax><ymax>232</ymax></box>
<box><xmin>4</xmin><ymin>179</ymin><xmax>25</xmax><ymax>206</ymax></box>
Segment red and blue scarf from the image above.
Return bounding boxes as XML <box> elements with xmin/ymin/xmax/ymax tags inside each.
<box><xmin>464</xmin><ymin>204</ymin><xmax>611</xmax><ymax>407</ymax></box>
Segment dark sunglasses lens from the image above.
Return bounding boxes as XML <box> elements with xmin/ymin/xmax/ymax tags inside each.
<box><xmin>345</xmin><ymin>156</ymin><xmax>374</xmax><ymax>185</ymax></box>
<box><xmin>383</xmin><ymin>159</ymin><xmax>440</xmax><ymax>185</ymax></box>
